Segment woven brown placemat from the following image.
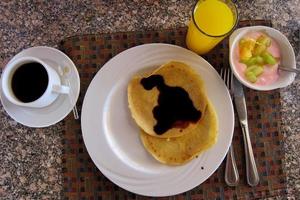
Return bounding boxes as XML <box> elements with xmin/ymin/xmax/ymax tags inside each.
<box><xmin>60</xmin><ymin>20</ymin><xmax>287</xmax><ymax>199</ymax></box>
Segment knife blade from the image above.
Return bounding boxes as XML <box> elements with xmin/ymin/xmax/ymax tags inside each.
<box><xmin>233</xmin><ymin>77</ymin><xmax>260</xmax><ymax>186</ymax></box>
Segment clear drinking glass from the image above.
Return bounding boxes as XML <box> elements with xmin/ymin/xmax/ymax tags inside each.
<box><xmin>186</xmin><ymin>0</ymin><xmax>238</xmax><ymax>55</ymax></box>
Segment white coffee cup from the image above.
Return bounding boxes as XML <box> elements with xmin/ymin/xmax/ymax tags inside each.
<box><xmin>1</xmin><ymin>56</ymin><xmax>70</xmax><ymax>108</ymax></box>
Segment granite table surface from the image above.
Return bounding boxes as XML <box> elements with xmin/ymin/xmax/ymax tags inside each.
<box><xmin>0</xmin><ymin>1</ymin><xmax>299</xmax><ymax>199</ymax></box>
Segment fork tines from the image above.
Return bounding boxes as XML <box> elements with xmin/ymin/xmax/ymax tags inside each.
<box><xmin>220</xmin><ymin>67</ymin><xmax>233</xmax><ymax>95</ymax></box>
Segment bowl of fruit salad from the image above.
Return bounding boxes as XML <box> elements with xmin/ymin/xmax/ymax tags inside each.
<box><xmin>229</xmin><ymin>26</ymin><xmax>296</xmax><ymax>90</ymax></box>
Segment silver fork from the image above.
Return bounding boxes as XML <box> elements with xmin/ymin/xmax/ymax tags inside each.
<box><xmin>220</xmin><ymin>67</ymin><xmax>239</xmax><ymax>186</ymax></box>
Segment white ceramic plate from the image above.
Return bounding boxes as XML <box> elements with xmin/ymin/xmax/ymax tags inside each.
<box><xmin>81</xmin><ymin>44</ymin><xmax>234</xmax><ymax>196</ymax></box>
<box><xmin>0</xmin><ymin>46</ymin><xmax>80</xmax><ymax>127</ymax></box>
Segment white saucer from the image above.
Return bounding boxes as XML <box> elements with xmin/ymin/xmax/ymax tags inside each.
<box><xmin>0</xmin><ymin>46</ymin><xmax>80</xmax><ymax>127</ymax></box>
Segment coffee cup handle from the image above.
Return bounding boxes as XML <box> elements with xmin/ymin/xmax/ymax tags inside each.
<box><xmin>52</xmin><ymin>85</ymin><xmax>70</xmax><ymax>94</ymax></box>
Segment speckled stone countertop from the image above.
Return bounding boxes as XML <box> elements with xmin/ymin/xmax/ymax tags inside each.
<box><xmin>0</xmin><ymin>1</ymin><xmax>299</xmax><ymax>199</ymax></box>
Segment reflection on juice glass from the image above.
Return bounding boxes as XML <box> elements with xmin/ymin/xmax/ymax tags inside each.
<box><xmin>186</xmin><ymin>0</ymin><xmax>238</xmax><ymax>55</ymax></box>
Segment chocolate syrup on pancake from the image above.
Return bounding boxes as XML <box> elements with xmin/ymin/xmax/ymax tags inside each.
<box><xmin>141</xmin><ymin>75</ymin><xmax>201</xmax><ymax>135</ymax></box>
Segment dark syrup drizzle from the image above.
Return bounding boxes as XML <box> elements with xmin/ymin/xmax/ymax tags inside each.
<box><xmin>141</xmin><ymin>74</ymin><xmax>201</xmax><ymax>135</ymax></box>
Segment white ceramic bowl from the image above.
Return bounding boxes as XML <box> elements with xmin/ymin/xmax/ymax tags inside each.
<box><xmin>229</xmin><ymin>26</ymin><xmax>296</xmax><ymax>91</ymax></box>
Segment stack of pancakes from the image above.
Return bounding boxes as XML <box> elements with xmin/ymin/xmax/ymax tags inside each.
<box><xmin>127</xmin><ymin>61</ymin><xmax>218</xmax><ymax>165</ymax></box>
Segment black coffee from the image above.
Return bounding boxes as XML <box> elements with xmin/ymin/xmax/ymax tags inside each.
<box><xmin>11</xmin><ymin>62</ymin><xmax>49</xmax><ymax>103</ymax></box>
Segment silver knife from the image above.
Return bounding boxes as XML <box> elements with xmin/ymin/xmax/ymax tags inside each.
<box><xmin>233</xmin><ymin>77</ymin><xmax>259</xmax><ymax>186</ymax></box>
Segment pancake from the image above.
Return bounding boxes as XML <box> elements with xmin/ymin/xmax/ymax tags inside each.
<box><xmin>140</xmin><ymin>101</ymin><xmax>218</xmax><ymax>165</ymax></box>
<box><xmin>127</xmin><ymin>61</ymin><xmax>208</xmax><ymax>138</ymax></box>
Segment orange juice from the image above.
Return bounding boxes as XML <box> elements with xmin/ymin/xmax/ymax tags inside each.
<box><xmin>186</xmin><ymin>0</ymin><xmax>238</xmax><ymax>54</ymax></box>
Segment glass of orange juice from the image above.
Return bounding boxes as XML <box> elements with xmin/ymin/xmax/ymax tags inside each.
<box><xmin>186</xmin><ymin>0</ymin><xmax>238</xmax><ymax>55</ymax></box>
